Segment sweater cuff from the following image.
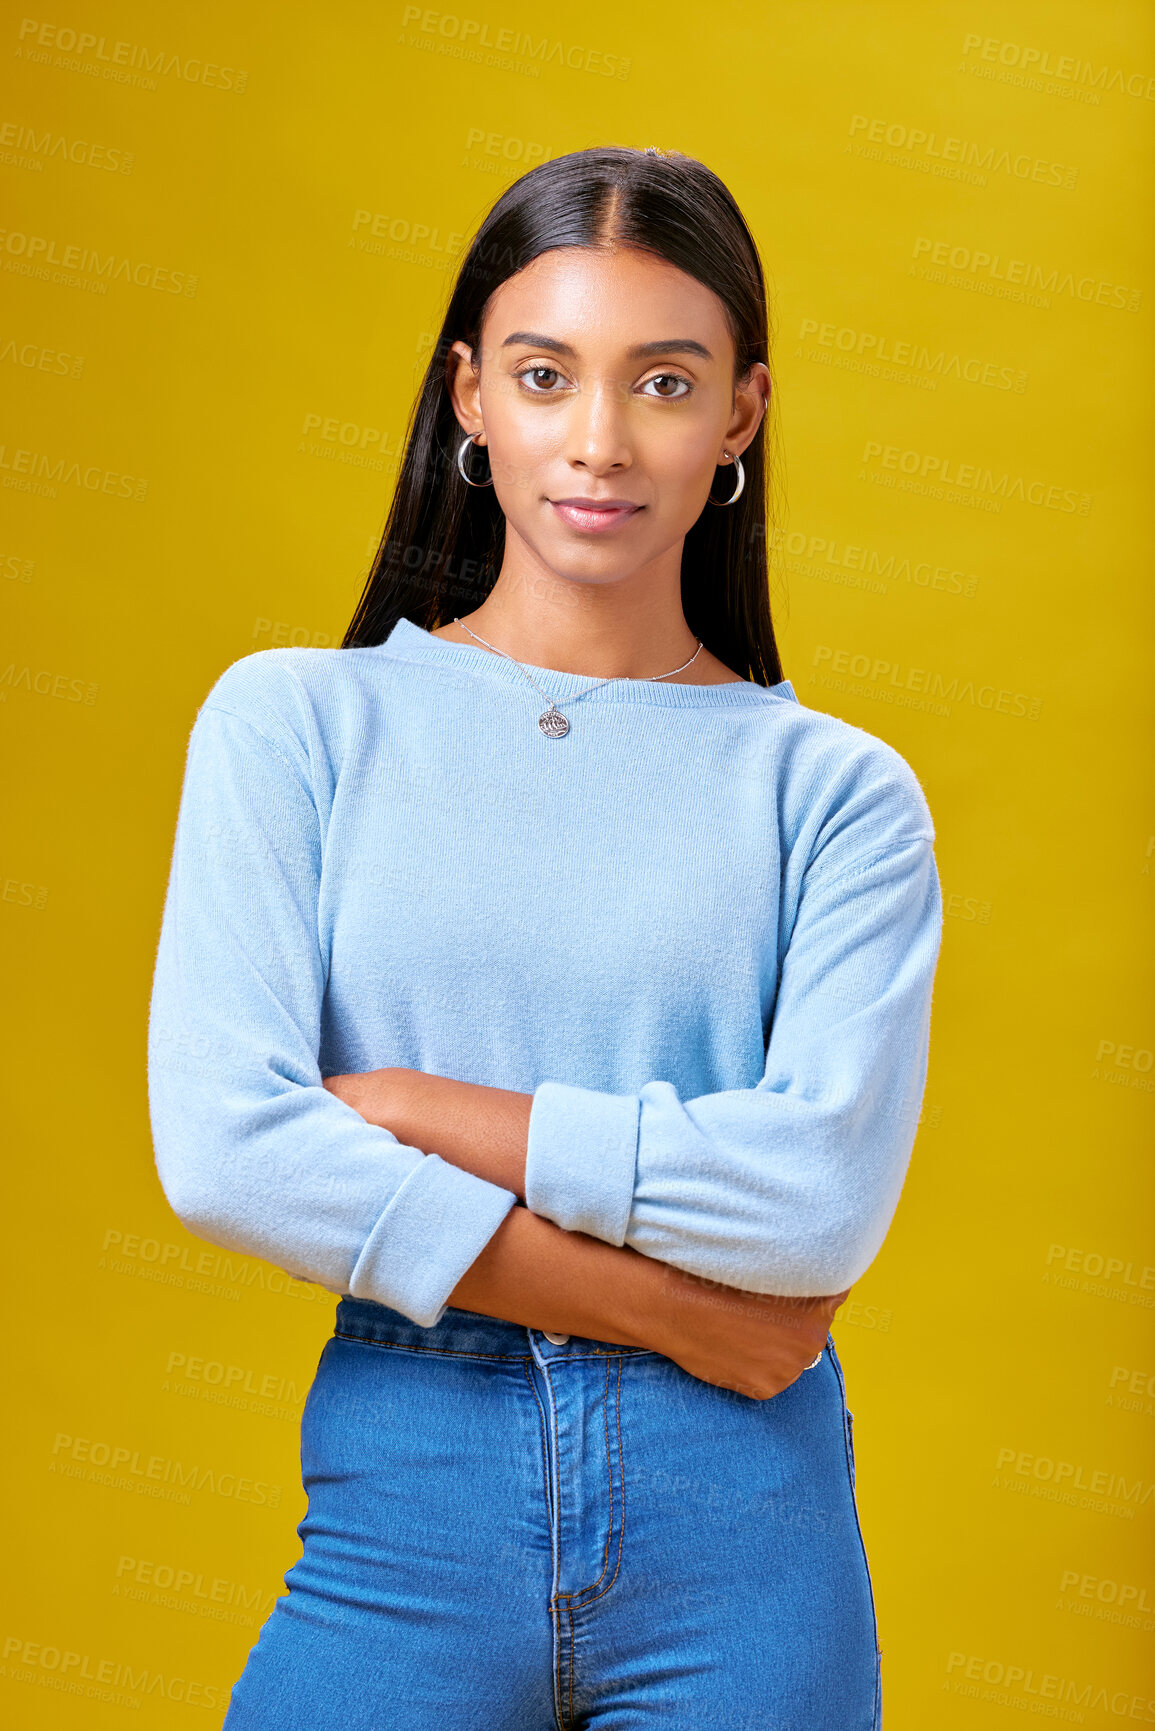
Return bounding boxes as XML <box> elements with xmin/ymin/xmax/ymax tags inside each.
<box><xmin>524</xmin><ymin>1080</ymin><xmax>640</xmax><ymax>1246</ymax></box>
<box><xmin>347</xmin><ymin>1154</ymin><xmax>517</xmax><ymax>1328</ymax></box>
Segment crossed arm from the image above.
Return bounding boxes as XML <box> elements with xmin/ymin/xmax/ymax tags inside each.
<box><xmin>322</xmin><ymin>1066</ymin><xmax>846</xmax><ymax>1400</ymax></box>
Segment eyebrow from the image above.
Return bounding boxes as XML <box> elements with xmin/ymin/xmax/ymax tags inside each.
<box><xmin>500</xmin><ymin>330</ymin><xmax>714</xmax><ymax>362</ymax></box>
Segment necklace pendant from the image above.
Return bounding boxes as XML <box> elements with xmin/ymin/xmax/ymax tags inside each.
<box><xmin>538</xmin><ymin>705</ymin><xmax>570</xmax><ymax>738</ymax></box>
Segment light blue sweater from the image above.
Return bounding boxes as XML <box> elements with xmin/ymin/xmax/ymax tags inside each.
<box><xmin>148</xmin><ymin>617</ymin><xmax>942</xmax><ymax>1329</ymax></box>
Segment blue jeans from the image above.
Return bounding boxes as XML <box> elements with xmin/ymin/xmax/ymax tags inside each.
<box><xmin>225</xmin><ymin>1298</ymin><xmax>881</xmax><ymax>1729</ymax></box>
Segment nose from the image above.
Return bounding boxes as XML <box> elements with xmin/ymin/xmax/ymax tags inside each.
<box><xmin>564</xmin><ymin>380</ymin><xmax>632</xmax><ymax>477</ymax></box>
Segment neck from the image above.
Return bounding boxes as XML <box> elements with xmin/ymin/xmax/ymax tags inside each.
<box><xmin>453</xmin><ymin>533</ymin><xmax>700</xmax><ymax>681</ymax></box>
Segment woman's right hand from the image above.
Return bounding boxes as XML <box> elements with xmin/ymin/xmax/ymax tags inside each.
<box><xmin>447</xmin><ymin>1204</ymin><xmax>846</xmax><ymax>1402</ymax></box>
<box><xmin>637</xmin><ymin>1263</ymin><xmax>850</xmax><ymax>1400</ymax></box>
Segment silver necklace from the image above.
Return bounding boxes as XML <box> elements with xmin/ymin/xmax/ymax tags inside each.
<box><xmin>452</xmin><ymin>617</ymin><xmax>704</xmax><ymax>738</ymax></box>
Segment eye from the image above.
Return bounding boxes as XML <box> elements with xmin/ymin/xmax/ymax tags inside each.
<box><xmin>515</xmin><ymin>365</ymin><xmax>567</xmax><ymax>393</ymax></box>
<box><xmin>641</xmin><ymin>373</ymin><xmax>692</xmax><ymax>400</ymax></box>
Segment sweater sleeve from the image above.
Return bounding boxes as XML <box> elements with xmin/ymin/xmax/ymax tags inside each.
<box><xmin>523</xmin><ymin>771</ymin><xmax>943</xmax><ymax>1297</ymax></box>
<box><xmin>147</xmin><ymin>675</ymin><xmax>518</xmax><ymax>1328</ymax></box>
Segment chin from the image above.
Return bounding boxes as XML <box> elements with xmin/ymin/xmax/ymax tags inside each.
<box><xmin>538</xmin><ymin>555</ymin><xmax>638</xmax><ymax>590</ymax></box>
<box><xmin>509</xmin><ymin>535</ymin><xmax>634</xmax><ymax>590</ymax></box>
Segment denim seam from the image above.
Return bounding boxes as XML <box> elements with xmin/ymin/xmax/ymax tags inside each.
<box><xmin>333</xmin><ymin>1330</ymin><xmax>527</xmax><ymax>1362</ymax></box>
<box><xmin>334</xmin><ymin>1326</ymin><xmax>651</xmax><ymax>1364</ymax></box>
<box><xmin>578</xmin><ymin>1357</ymin><xmax>626</xmax><ymax>1611</ymax></box>
<box><xmin>553</xmin><ymin>1358</ymin><xmax>614</xmax><ymax>1605</ymax></box>
<box><xmin>555</xmin><ymin>1358</ymin><xmax>626</xmax><ymax>1613</ymax></box>
<box><xmin>521</xmin><ymin>1357</ymin><xmax>568</xmax><ymax>1731</ymax></box>
<box><xmin>521</xmin><ymin>1358</ymin><xmax>555</xmax><ymax>1534</ymax></box>
<box><xmin>538</xmin><ymin>1355</ymin><xmax>569</xmax><ymax>1730</ymax></box>
<box><xmin>827</xmin><ymin>1336</ymin><xmax>883</xmax><ymax>1729</ymax></box>
<box><xmin>541</xmin><ymin>1356</ymin><xmax>625</xmax><ymax>1728</ymax></box>
<box><xmin>558</xmin><ymin>1346</ymin><xmax>655</xmax><ymax>1361</ymax></box>
<box><xmin>566</xmin><ymin>1603</ymin><xmax>576</xmax><ymax>1729</ymax></box>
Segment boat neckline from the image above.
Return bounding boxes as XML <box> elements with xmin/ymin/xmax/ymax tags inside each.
<box><xmin>375</xmin><ymin>617</ymin><xmax>799</xmax><ymax>711</ymax></box>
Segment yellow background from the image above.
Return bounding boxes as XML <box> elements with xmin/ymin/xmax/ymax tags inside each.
<box><xmin>2</xmin><ymin>0</ymin><xmax>1152</xmax><ymax>1723</ymax></box>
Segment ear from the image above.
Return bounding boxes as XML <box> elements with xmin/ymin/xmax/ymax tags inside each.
<box><xmin>446</xmin><ymin>339</ymin><xmax>486</xmax><ymax>444</ymax></box>
<box><xmin>722</xmin><ymin>360</ymin><xmax>771</xmax><ymax>460</ymax></box>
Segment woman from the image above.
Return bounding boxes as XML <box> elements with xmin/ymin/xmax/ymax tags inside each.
<box><xmin>149</xmin><ymin>145</ymin><xmax>942</xmax><ymax>1730</ymax></box>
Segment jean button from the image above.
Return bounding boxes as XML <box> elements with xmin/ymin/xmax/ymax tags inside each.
<box><xmin>542</xmin><ymin>1330</ymin><xmax>570</xmax><ymax>1345</ymax></box>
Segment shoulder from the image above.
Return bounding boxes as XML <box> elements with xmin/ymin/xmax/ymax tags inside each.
<box><xmin>752</xmin><ymin>693</ymin><xmax>936</xmax><ymax>855</ymax></box>
<box><xmin>198</xmin><ymin>643</ymin><xmax>391</xmax><ymax>729</ymax></box>
<box><xmin>201</xmin><ymin>644</ymin><xmax>385</xmax><ymax>717</ymax></box>
<box><xmin>193</xmin><ymin>645</ymin><xmax>386</xmax><ymax>775</ymax></box>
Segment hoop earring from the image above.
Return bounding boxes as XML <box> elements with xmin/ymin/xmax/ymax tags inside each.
<box><xmin>456</xmin><ymin>433</ymin><xmax>493</xmax><ymax>489</ymax></box>
<box><xmin>707</xmin><ymin>450</ymin><xmax>745</xmax><ymax>507</ymax></box>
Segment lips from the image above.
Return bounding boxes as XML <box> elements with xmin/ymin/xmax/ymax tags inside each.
<box><xmin>549</xmin><ymin>498</ymin><xmax>643</xmax><ymax>533</ymax></box>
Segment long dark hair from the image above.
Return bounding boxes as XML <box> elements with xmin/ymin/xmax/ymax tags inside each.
<box><xmin>342</xmin><ymin>146</ymin><xmax>784</xmax><ymax>685</ymax></box>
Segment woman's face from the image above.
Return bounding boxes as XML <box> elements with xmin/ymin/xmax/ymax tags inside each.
<box><xmin>447</xmin><ymin>247</ymin><xmax>770</xmax><ymax>589</ymax></box>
